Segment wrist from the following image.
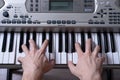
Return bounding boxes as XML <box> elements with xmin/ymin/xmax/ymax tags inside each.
<box><xmin>81</xmin><ymin>72</ymin><xmax>101</xmax><ymax>80</ymax></box>
<box><xmin>22</xmin><ymin>71</ymin><xmax>43</xmax><ymax>80</ymax></box>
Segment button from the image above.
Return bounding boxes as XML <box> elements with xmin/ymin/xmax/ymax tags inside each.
<box><xmin>67</xmin><ymin>20</ymin><xmax>71</xmax><ymax>24</ymax></box>
<box><xmin>17</xmin><ymin>20</ymin><xmax>21</xmax><ymax>24</ymax></box>
<box><xmin>33</xmin><ymin>22</ymin><xmax>37</xmax><ymax>24</ymax></box>
<box><xmin>22</xmin><ymin>20</ymin><xmax>26</xmax><ymax>24</ymax></box>
<box><xmin>20</xmin><ymin>15</ymin><xmax>24</xmax><ymax>18</ymax></box>
<box><xmin>27</xmin><ymin>20</ymin><xmax>32</xmax><ymax>24</ymax></box>
<box><xmin>93</xmin><ymin>16</ymin><xmax>98</xmax><ymax>18</ymax></box>
<box><xmin>1</xmin><ymin>20</ymin><xmax>7</xmax><ymax>24</ymax></box>
<box><xmin>12</xmin><ymin>20</ymin><xmax>17</xmax><ymax>24</ymax></box>
<box><xmin>109</xmin><ymin>22</ymin><xmax>113</xmax><ymax>24</ymax></box>
<box><xmin>113</xmin><ymin>22</ymin><xmax>117</xmax><ymax>24</ymax></box>
<box><xmin>52</xmin><ymin>20</ymin><xmax>56</xmax><ymax>24</ymax></box>
<box><xmin>47</xmin><ymin>20</ymin><xmax>52</xmax><ymax>24</ymax></box>
<box><xmin>30</xmin><ymin>0</ymin><xmax>33</xmax><ymax>2</ymax></box>
<box><xmin>62</xmin><ymin>20</ymin><xmax>66</xmax><ymax>24</ymax></box>
<box><xmin>35</xmin><ymin>0</ymin><xmax>38</xmax><ymax>2</ymax></box>
<box><xmin>30</xmin><ymin>8</ymin><xmax>33</xmax><ymax>11</ymax></box>
<box><xmin>57</xmin><ymin>20</ymin><xmax>61</xmax><ymax>24</ymax></box>
<box><xmin>25</xmin><ymin>15</ymin><xmax>28</xmax><ymax>18</ymax></box>
<box><xmin>100</xmin><ymin>21</ymin><xmax>105</xmax><ymax>24</ymax></box>
<box><xmin>7</xmin><ymin>20</ymin><xmax>11</xmax><ymax>24</ymax></box>
<box><xmin>14</xmin><ymin>14</ymin><xmax>18</xmax><ymax>18</ymax></box>
<box><xmin>3</xmin><ymin>11</ymin><xmax>9</xmax><ymax>17</ymax></box>
<box><xmin>72</xmin><ymin>20</ymin><xmax>76</xmax><ymax>24</ymax></box>
<box><xmin>94</xmin><ymin>21</ymin><xmax>99</xmax><ymax>24</ymax></box>
<box><xmin>35</xmin><ymin>4</ymin><xmax>38</xmax><ymax>7</ymax></box>
<box><xmin>37</xmin><ymin>21</ymin><xmax>41</xmax><ymax>24</ymax></box>
<box><xmin>30</xmin><ymin>4</ymin><xmax>33</xmax><ymax>7</ymax></box>
<box><xmin>109</xmin><ymin>8</ymin><xmax>113</xmax><ymax>10</ymax></box>
<box><xmin>35</xmin><ymin>8</ymin><xmax>38</xmax><ymax>11</ymax></box>
<box><xmin>88</xmin><ymin>21</ymin><xmax>93</xmax><ymax>24</ymax></box>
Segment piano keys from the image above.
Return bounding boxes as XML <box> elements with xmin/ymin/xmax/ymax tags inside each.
<box><xmin>0</xmin><ymin>32</ymin><xmax>120</xmax><ymax>68</ymax></box>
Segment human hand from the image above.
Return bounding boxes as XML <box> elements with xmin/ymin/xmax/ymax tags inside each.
<box><xmin>68</xmin><ymin>39</ymin><xmax>105</xmax><ymax>80</ymax></box>
<box><xmin>18</xmin><ymin>39</ymin><xmax>55</xmax><ymax>80</ymax></box>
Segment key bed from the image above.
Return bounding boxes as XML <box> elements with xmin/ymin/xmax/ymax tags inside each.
<box><xmin>0</xmin><ymin>32</ymin><xmax>120</xmax><ymax>69</ymax></box>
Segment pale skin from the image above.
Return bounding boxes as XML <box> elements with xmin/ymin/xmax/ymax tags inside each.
<box><xmin>18</xmin><ymin>39</ymin><xmax>104</xmax><ymax>80</ymax></box>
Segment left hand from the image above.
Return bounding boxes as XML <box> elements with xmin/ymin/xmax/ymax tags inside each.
<box><xmin>18</xmin><ymin>39</ymin><xmax>55</xmax><ymax>80</ymax></box>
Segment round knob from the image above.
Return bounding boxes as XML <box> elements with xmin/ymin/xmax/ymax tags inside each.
<box><xmin>3</xmin><ymin>11</ymin><xmax>9</xmax><ymax>17</ymax></box>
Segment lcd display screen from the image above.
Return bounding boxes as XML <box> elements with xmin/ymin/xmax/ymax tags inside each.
<box><xmin>49</xmin><ymin>0</ymin><xmax>73</xmax><ymax>11</ymax></box>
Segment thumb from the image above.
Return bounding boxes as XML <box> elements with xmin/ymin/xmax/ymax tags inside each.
<box><xmin>68</xmin><ymin>61</ymin><xmax>76</xmax><ymax>74</ymax></box>
<box><xmin>18</xmin><ymin>57</ymin><xmax>24</xmax><ymax>63</ymax></box>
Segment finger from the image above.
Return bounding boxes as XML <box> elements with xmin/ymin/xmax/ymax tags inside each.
<box><xmin>85</xmin><ymin>39</ymin><xmax>91</xmax><ymax>54</ymax></box>
<box><xmin>29</xmin><ymin>39</ymin><xmax>37</xmax><ymax>53</ymax></box>
<box><xmin>96</xmin><ymin>57</ymin><xmax>105</xmax><ymax>66</ymax></box>
<box><xmin>22</xmin><ymin>44</ymin><xmax>29</xmax><ymax>55</ymax></box>
<box><xmin>100</xmin><ymin>57</ymin><xmax>105</xmax><ymax>64</ymax></box>
<box><xmin>38</xmin><ymin>40</ymin><xmax>49</xmax><ymax>55</ymax></box>
<box><xmin>75</xmin><ymin>43</ymin><xmax>83</xmax><ymax>57</ymax></box>
<box><xmin>49</xmin><ymin>60</ymin><xmax>55</xmax><ymax>67</ymax></box>
<box><xmin>92</xmin><ymin>45</ymin><xmax>100</xmax><ymax>58</ymax></box>
<box><xmin>18</xmin><ymin>57</ymin><xmax>24</xmax><ymax>63</ymax></box>
<box><xmin>68</xmin><ymin>61</ymin><xmax>76</xmax><ymax>74</ymax></box>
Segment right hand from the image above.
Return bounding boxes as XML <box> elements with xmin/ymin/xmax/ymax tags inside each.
<box><xmin>68</xmin><ymin>39</ymin><xmax>105</xmax><ymax>80</ymax></box>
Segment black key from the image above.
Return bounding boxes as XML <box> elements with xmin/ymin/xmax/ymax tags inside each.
<box><xmin>19</xmin><ymin>32</ymin><xmax>24</xmax><ymax>53</ymax></box>
<box><xmin>110</xmin><ymin>32</ymin><xmax>115</xmax><ymax>52</ymax></box>
<box><xmin>97</xmin><ymin>33</ymin><xmax>102</xmax><ymax>53</ymax></box>
<box><xmin>59</xmin><ymin>32</ymin><xmax>63</xmax><ymax>52</ymax></box>
<box><xmin>33</xmin><ymin>31</ymin><xmax>36</xmax><ymax>43</ymax></box>
<box><xmin>26</xmin><ymin>32</ymin><xmax>30</xmax><ymax>49</ymax></box>
<box><xmin>65</xmin><ymin>32</ymin><xmax>69</xmax><ymax>53</ymax></box>
<box><xmin>81</xmin><ymin>32</ymin><xmax>85</xmax><ymax>52</ymax></box>
<box><xmin>9</xmin><ymin>32</ymin><xmax>14</xmax><ymax>52</ymax></box>
<box><xmin>103</xmin><ymin>32</ymin><xmax>109</xmax><ymax>53</ymax></box>
<box><xmin>87</xmin><ymin>32</ymin><xmax>92</xmax><ymax>51</ymax></box>
<box><xmin>88</xmin><ymin>32</ymin><xmax>91</xmax><ymax>39</ymax></box>
<box><xmin>2</xmin><ymin>32</ymin><xmax>7</xmax><ymax>52</ymax></box>
<box><xmin>49</xmin><ymin>32</ymin><xmax>53</xmax><ymax>53</ymax></box>
<box><xmin>42</xmin><ymin>32</ymin><xmax>46</xmax><ymax>43</ymax></box>
<box><xmin>71</xmin><ymin>32</ymin><xmax>75</xmax><ymax>52</ymax></box>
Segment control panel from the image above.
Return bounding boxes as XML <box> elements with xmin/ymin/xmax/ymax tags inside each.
<box><xmin>0</xmin><ymin>0</ymin><xmax>120</xmax><ymax>28</ymax></box>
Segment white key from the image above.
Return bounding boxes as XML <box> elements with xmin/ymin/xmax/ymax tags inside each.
<box><xmin>46</xmin><ymin>33</ymin><xmax>49</xmax><ymax>60</ymax></box>
<box><xmin>0</xmin><ymin>69</ymin><xmax>7</xmax><ymax>80</ymax></box>
<box><xmin>55</xmin><ymin>33</ymin><xmax>60</xmax><ymax>64</ymax></box>
<box><xmin>85</xmin><ymin>33</ymin><xmax>88</xmax><ymax>41</ymax></box>
<box><xmin>91</xmin><ymin>33</ymin><xmax>95</xmax><ymax>49</ymax></box>
<box><xmin>61</xmin><ymin>33</ymin><xmax>67</xmax><ymax>64</ymax></box>
<box><xmin>68</xmin><ymin>33</ymin><xmax>72</xmax><ymax>53</ymax></box>
<box><xmin>16</xmin><ymin>33</ymin><xmax>20</xmax><ymax>64</ymax></box>
<box><xmin>0</xmin><ymin>34</ymin><xmax>4</xmax><ymax>64</ymax></box>
<box><xmin>107</xmin><ymin>52</ymin><xmax>113</xmax><ymax>64</ymax></box>
<box><xmin>73</xmin><ymin>33</ymin><xmax>78</xmax><ymax>64</ymax></box>
<box><xmin>9</xmin><ymin>33</ymin><xmax>17</xmax><ymax>64</ymax></box>
<box><xmin>106</xmin><ymin>33</ymin><xmax>113</xmax><ymax>64</ymax></box>
<box><xmin>62</xmin><ymin>33</ymin><xmax>65</xmax><ymax>52</ymax></box>
<box><xmin>68</xmin><ymin>53</ymin><xmax>72</xmax><ymax>61</ymax></box>
<box><xmin>73</xmin><ymin>52</ymin><xmax>78</xmax><ymax>64</ymax></box>
<box><xmin>16</xmin><ymin>33</ymin><xmax>26</xmax><ymax>64</ymax></box>
<box><xmin>101</xmin><ymin>33</ymin><xmax>108</xmax><ymax>64</ymax></box>
<box><xmin>117</xmin><ymin>33</ymin><xmax>120</xmax><ymax>63</ymax></box>
<box><xmin>50</xmin><ymin>33</ymin><xmax>56</xmax><ymax>60</ymax></box>
<box><xmin>77</xmin><ymin>33</ymin><xmax>81</xmax><ymax>45</ymax></box>
<box><xmin>38</xmin><ymin>33</ymin><xmax>42</xmax><ymax>48</ymax></box>
<box><xmin>3</xmin><ymin>33</ymin><xmax>10</xmax><ymax>64</ymax></box>
<box><xmin>21</xmin><ymin>33</ymin><xmax>27</xmax><ymax>57</ymax></box>
<box><xmin>61</xmin><ymin>52</ymin><xmax>67</xmax><ymax>64</ymax></box>
<box><xmin>49</xmin><ymin>33</ymin><xmax>56</xmax><ymax>60</ymax></box>
<box><xmin>113</xmin><ymin>33</ymin><xmax>120</xmax><ymax>64</ymax></box>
